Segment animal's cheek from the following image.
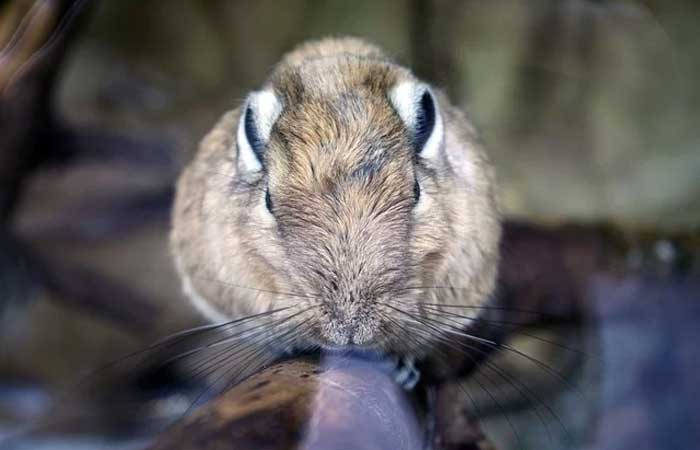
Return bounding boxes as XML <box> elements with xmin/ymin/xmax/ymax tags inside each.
<box><xmin>230</xmin><ymin>209</ymin><xmax>290</xmax><ymax>286</ymax></box>
<box><xmin>408</xmin><ymin>201</ymin><xmax>451</xmax><ymax>277</ymax></box>
<box><xmin>256</xmin><ymin>202</ymin><xmax>277</xmax><ymax>229</ymax></box>
<box><xmin>414</xmin><ymin>250</ymin><xmax>448</xmax><ymax>283</ymax></box>
<box><xmin>410</xmin><ymin>204</ymin><xmax>450</xmax><ymax>256</ymax></box>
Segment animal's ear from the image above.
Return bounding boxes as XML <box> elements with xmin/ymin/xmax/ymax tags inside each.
<box><xmin>388</xmin><ymin>81</ymin><xmax>444</xmax><ymax>160</ymax></box>
<box><xmin>236</xmin><ymin>90</ymin><xmax>283</xmax><ymax>172</ymax></box>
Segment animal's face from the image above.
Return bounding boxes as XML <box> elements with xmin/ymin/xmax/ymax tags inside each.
<box><xmin>173</xmin><ymin>56</ymin><xmax>500</xmax><ymax>358</ymax></box>
<box><xmin>232</xmin><ymin>61</ymin><xmax>455</xmax><ymax>352</ymax></box>
<box><xmin>266</xmin><ymin>92</ymin><xmax>430</xmax><ymax>349</ymax></box>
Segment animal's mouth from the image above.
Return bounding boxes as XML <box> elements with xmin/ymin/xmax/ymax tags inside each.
<box><xmin>318</xmin><ymin>343</ymin><xmax>387</xmax><ymax>361</ymax></box>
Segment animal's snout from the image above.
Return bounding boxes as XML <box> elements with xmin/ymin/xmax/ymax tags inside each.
<box><xmin>325</xmin><ymin>309</ymin><xmax>357</xmax><ymax>345</ymax></box>
<box><xmin>322</xmin><ymin>302</ymin><xmax>377</xmax><ymax>346</ymax></box>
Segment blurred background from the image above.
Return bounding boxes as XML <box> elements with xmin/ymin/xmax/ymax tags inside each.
<box><xmin>0</xmin><ymin>0</ymin><xmax>698</xmax><ymax>449</ymax></box>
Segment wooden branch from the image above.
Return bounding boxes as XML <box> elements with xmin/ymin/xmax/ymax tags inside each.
<box><xmin>148</xmin><ymin>356</ymin><xmax>500</xmax><ymax>450</ymax></box>
<box><xmin>0</xmin><ymin>1</ymin><xmax>162</xmax><ymax>334</ymax></box>
<box><xmin>0</xmin><ymin>0</ymin><xmax>88</xmax><ymax>221</ymax></box>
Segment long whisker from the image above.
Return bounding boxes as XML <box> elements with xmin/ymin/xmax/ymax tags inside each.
<box><xmin>190</xmin><ymin>275</ymin><xmax>321</xmax><ymax>301</ymax></box>
<box><xmin>380</xmin><ymin>302</ymin><xmax>572</xmax><ymax>438</ymax></box>
<box><xmin>376</xmin><ymin>311</ymin><xmax>433</xmax><ymax>354</ymax></box>
<box><xmin>61</xmin><ymin>307</ymin><xmax>292</xmax><ymax>397</ymax></box>
<box><xmin>429</xmin><ymin>326</ymin><xmax>556</xmax><ymax>444</ymax></box>
<box><xmin>158</xmin><ymin>314</ymin><xmax>292</xmax><ymax>373</ymax></box>
<box><xmin>468</xmin><ymin>349</ymin><xmax>559</xmax><ymax>445</ymax></box>
<box><xmin>391</xmin><ymin>291</ymin><xmax>568</xmax><ymax>320</ymax></box>
<box><xmin>226</xmin><ymin>319</ymin><xmax>309</xmax><ymax>384</ymax></box>
<box><xmin>181</xmin><ymin>316</ymin><xmax>312</xmax><ymax>417</ymax></box>
<box><xmin>462</xmin><ymin>372</ymin><xmax>526</xmax><ymax>450</ymax></box>
<box><xmin>182</xmin><ymin>338</ymin><xmax>273</xmax><ymax>415</ymax></box>
<box><xmin>390</xmin><ymin>298</ymin><xmax>535</xmax><ymax>327</ymax></box>
<box><xmin>183</xmin><ymin>306</ymin><xmax>314</xmax><ymax>380</ymax></box>
<box><xmin>148</xmin><ymin>307</ymin><xmax>291</xmax><ymax>350</ymax></box>
<box><xmin>382</xmin><ymin>303</ymin><xmax>499</xmax><ymax>346</ymax></box>
<box><xmin>413</xmin><ymin>310</ymin><xmax>585</xmax><ymax>400</ymax></box>
<box><xmin>0</xmin><ymin>312</ymin><xmax>291</xmax><ymax>447</ymax></box>
<box><xmin>408</xmin><ymin>301</ymin><xmax>597</xmax><ymax>362</ymax></box>
<box><xmin>375</xmin><ymin>310</ymin><xmax>528</xmax><ymax>448</ymax></box>
<box><xmin>394</xmin><ymin>316</ymin><xmax>526</xmax><ymax>450</ymax></box>
<box><xmin>466</xmin><ymin>343</ymin><xmax>569</xmax><ymax>443</ymax></box>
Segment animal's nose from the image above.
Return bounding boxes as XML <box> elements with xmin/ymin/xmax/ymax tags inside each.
<box><xmin>323</xmin><ymin>318</ymin><xmax>375</xmax><ymax>347</ymax></box>
<box><xmin>323</xmin><ymin>311</ymin><xmax>357</xmax><ymax>345</ymax></box>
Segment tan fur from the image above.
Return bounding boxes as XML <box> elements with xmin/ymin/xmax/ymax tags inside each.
<box><xmin>170</xmin><ymin>37</ymin><xmax>501</xmax><ymax>360</ymax></box>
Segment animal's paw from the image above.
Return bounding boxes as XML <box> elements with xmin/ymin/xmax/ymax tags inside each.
<box><xmin>392</xmin><ymin>356</ymin><xmax>421</xmax><ymax>390</ymax></box>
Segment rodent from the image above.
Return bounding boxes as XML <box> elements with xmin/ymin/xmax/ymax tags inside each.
<box><xmin>170</xmin><ymin>37</ymin><xmax>501</xmax><ymax>375</ymax></box>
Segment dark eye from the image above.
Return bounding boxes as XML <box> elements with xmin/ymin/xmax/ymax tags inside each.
<box><xmin>413</xmin><ymin>178</ymin><xmax>421</xmax><ymax>205</ymax></box>
<box><xmin>265</xmin><ymin>188</ymin><xmax>273</xmax><ymax>213</ymax></box>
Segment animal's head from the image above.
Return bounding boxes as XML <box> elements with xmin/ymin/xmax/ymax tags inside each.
<box><xmin>172</xmin><ymin>39</ymin><xmax>500</xmax><ymax>358</ymax></box>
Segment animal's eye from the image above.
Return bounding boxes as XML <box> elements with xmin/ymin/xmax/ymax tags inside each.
<box><xmin>265</xmin><ymin>188</ymin><xmax>273</xmax><ymax>213</ymax></box>
<box><xmin>413</xmin><ymin>178</ymin><xmax>421</xmax><ymax>205</ymax></box>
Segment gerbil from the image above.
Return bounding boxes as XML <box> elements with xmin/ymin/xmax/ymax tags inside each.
<box><xmin>170</xmin><ymin>37</ymin><xmax>501</xmax><ymax>375</ymax></box>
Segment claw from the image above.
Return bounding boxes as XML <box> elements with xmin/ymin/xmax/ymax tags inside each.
<box><xmin>393</xmin><ymin>356</ymin><xmax>421</xmax><ymax>391</ymax></box>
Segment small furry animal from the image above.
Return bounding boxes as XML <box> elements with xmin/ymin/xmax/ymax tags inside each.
<box><xmin>170</xmin><ymin>37</ymin><xmax>501</xmax><ymax>376</ymax></box>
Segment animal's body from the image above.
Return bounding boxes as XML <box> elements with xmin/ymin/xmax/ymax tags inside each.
<box><xmin>170</xmin><ymin>37</ymin><xmax>501</xmax><ymax>372</ymax></box>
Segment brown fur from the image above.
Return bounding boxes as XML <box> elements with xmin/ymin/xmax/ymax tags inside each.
<box><xmin>170</xmin><ymin>37</ymin><xmax>501</xmax><ymax>360</ymax></box>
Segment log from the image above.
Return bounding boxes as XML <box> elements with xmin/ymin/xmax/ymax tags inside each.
<box><xmin>146</xmin><ymin>355</ymin><xmax>500</xmax><ymax>450</ymax></box>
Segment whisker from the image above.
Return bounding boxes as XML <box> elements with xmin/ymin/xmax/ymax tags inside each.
<box><xmin>183</xmin><ymin>307</ymin><xmax>313</xmax><ymax>381</ymax></box>
<box><xmin>148</xmin><ymin>307</ymin><xmax>291</xmax><ymax>350</ymax></box>
<box><xmin>184</xmin><ymin>323</ymin><xmax>278</xmax><ymax>380</ymax></box>
<box><xmin>381</xmin><ymin>303</ymin><xmax>572</xmax><ymax>440</ymax></box>
<box><xmin>418</xmin><ymin>317</ymin><xmax>573</xmax><ymax>440</ymax></box>
<box><xmin>377</xmin><ymin>311</ymin><xmax>432</xmax><ymax>353</ymax></box>
<box><xmin>381</xmin><ymin>315</ymin><xmax>528</xmax><ymax>450</ymax></box>
<box><xmin>418</xmin><ymin>311</ymin><xmax>585</xmax><ymax>400</ymax></box>
<box><xmin>469</xmin><ymin>351</ymin><xmax>558</xmax><ymax>445</ymax></box>
<box><xmin>391</xmin><ymin>298</ymin><xmax>533</xmax><ymax>327</ymax></box>
<box><xmin>434</xmin><ymin>331</ymin><xmax>556</xmax><ymax>445</ymax></box>
<box><xmin>159</xmin><ymin>315</ymin><xmax>290</xmax><ymax>374</ymax></box>
<box><xmin>382</xmin><ymin>303</ymin><xmax>498</xmax><ymax>347</ymax></box>
<box><xmin>179</xmin><ymin>318</ymin><xmax>308</xmax><ymax>412</ymax></box>
<box><xmin>461</xmin><ymin>372</ymin><xmax>526</xmax><ymax>450</ymax></box>
<box><xmin>190</xmin><ymin>275</ymin><xmax>321</xmax><ymax>301</ymax></box>
<box><xmin>392</xmin><ymin>294</ymin><xmax>567</xmax><ymax>320</ymax></box>
<box><xmin>401</xmin><ymin>318</ymin><xmax>526</xmax><ymax>450</ymax></box>
<box><xmin>414</xmin><ymin>302</ymin><xmax>596</xmax><ymax>361</ymax></box>
<box><xmin>183</xmin><ymin>341</ymin><xmax>271</xmax><ymax>414</ymax></box>
<box><xmin>181</xmin><ymin>317</ymin><xmax>311</xmax><ymax>417</ymax></box>
<box><xmin>60</xmin><ymin>307</ymin><xmax>292</xmax><ymax>398</ymax></box>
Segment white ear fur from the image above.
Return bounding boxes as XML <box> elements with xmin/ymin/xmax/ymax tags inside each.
<box><xmin>236</xmin><ymin>90</ymin><xmax>283</xmax><ymax>172</ymax></box>
<box><xmin>388</xmin><ymin>81</ymin><xmax>444</xmax><ymax>160</ymax></box>
<box><xmin>253</xmin><ymin>90</ymin><xmax>283</xmax><ymax>140</ymax></box>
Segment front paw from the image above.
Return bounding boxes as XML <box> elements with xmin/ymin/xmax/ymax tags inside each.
<box><xmin>393</xmin><ymin>356</ymin><xmax>421</xmax><ymax>390</ymax></box>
